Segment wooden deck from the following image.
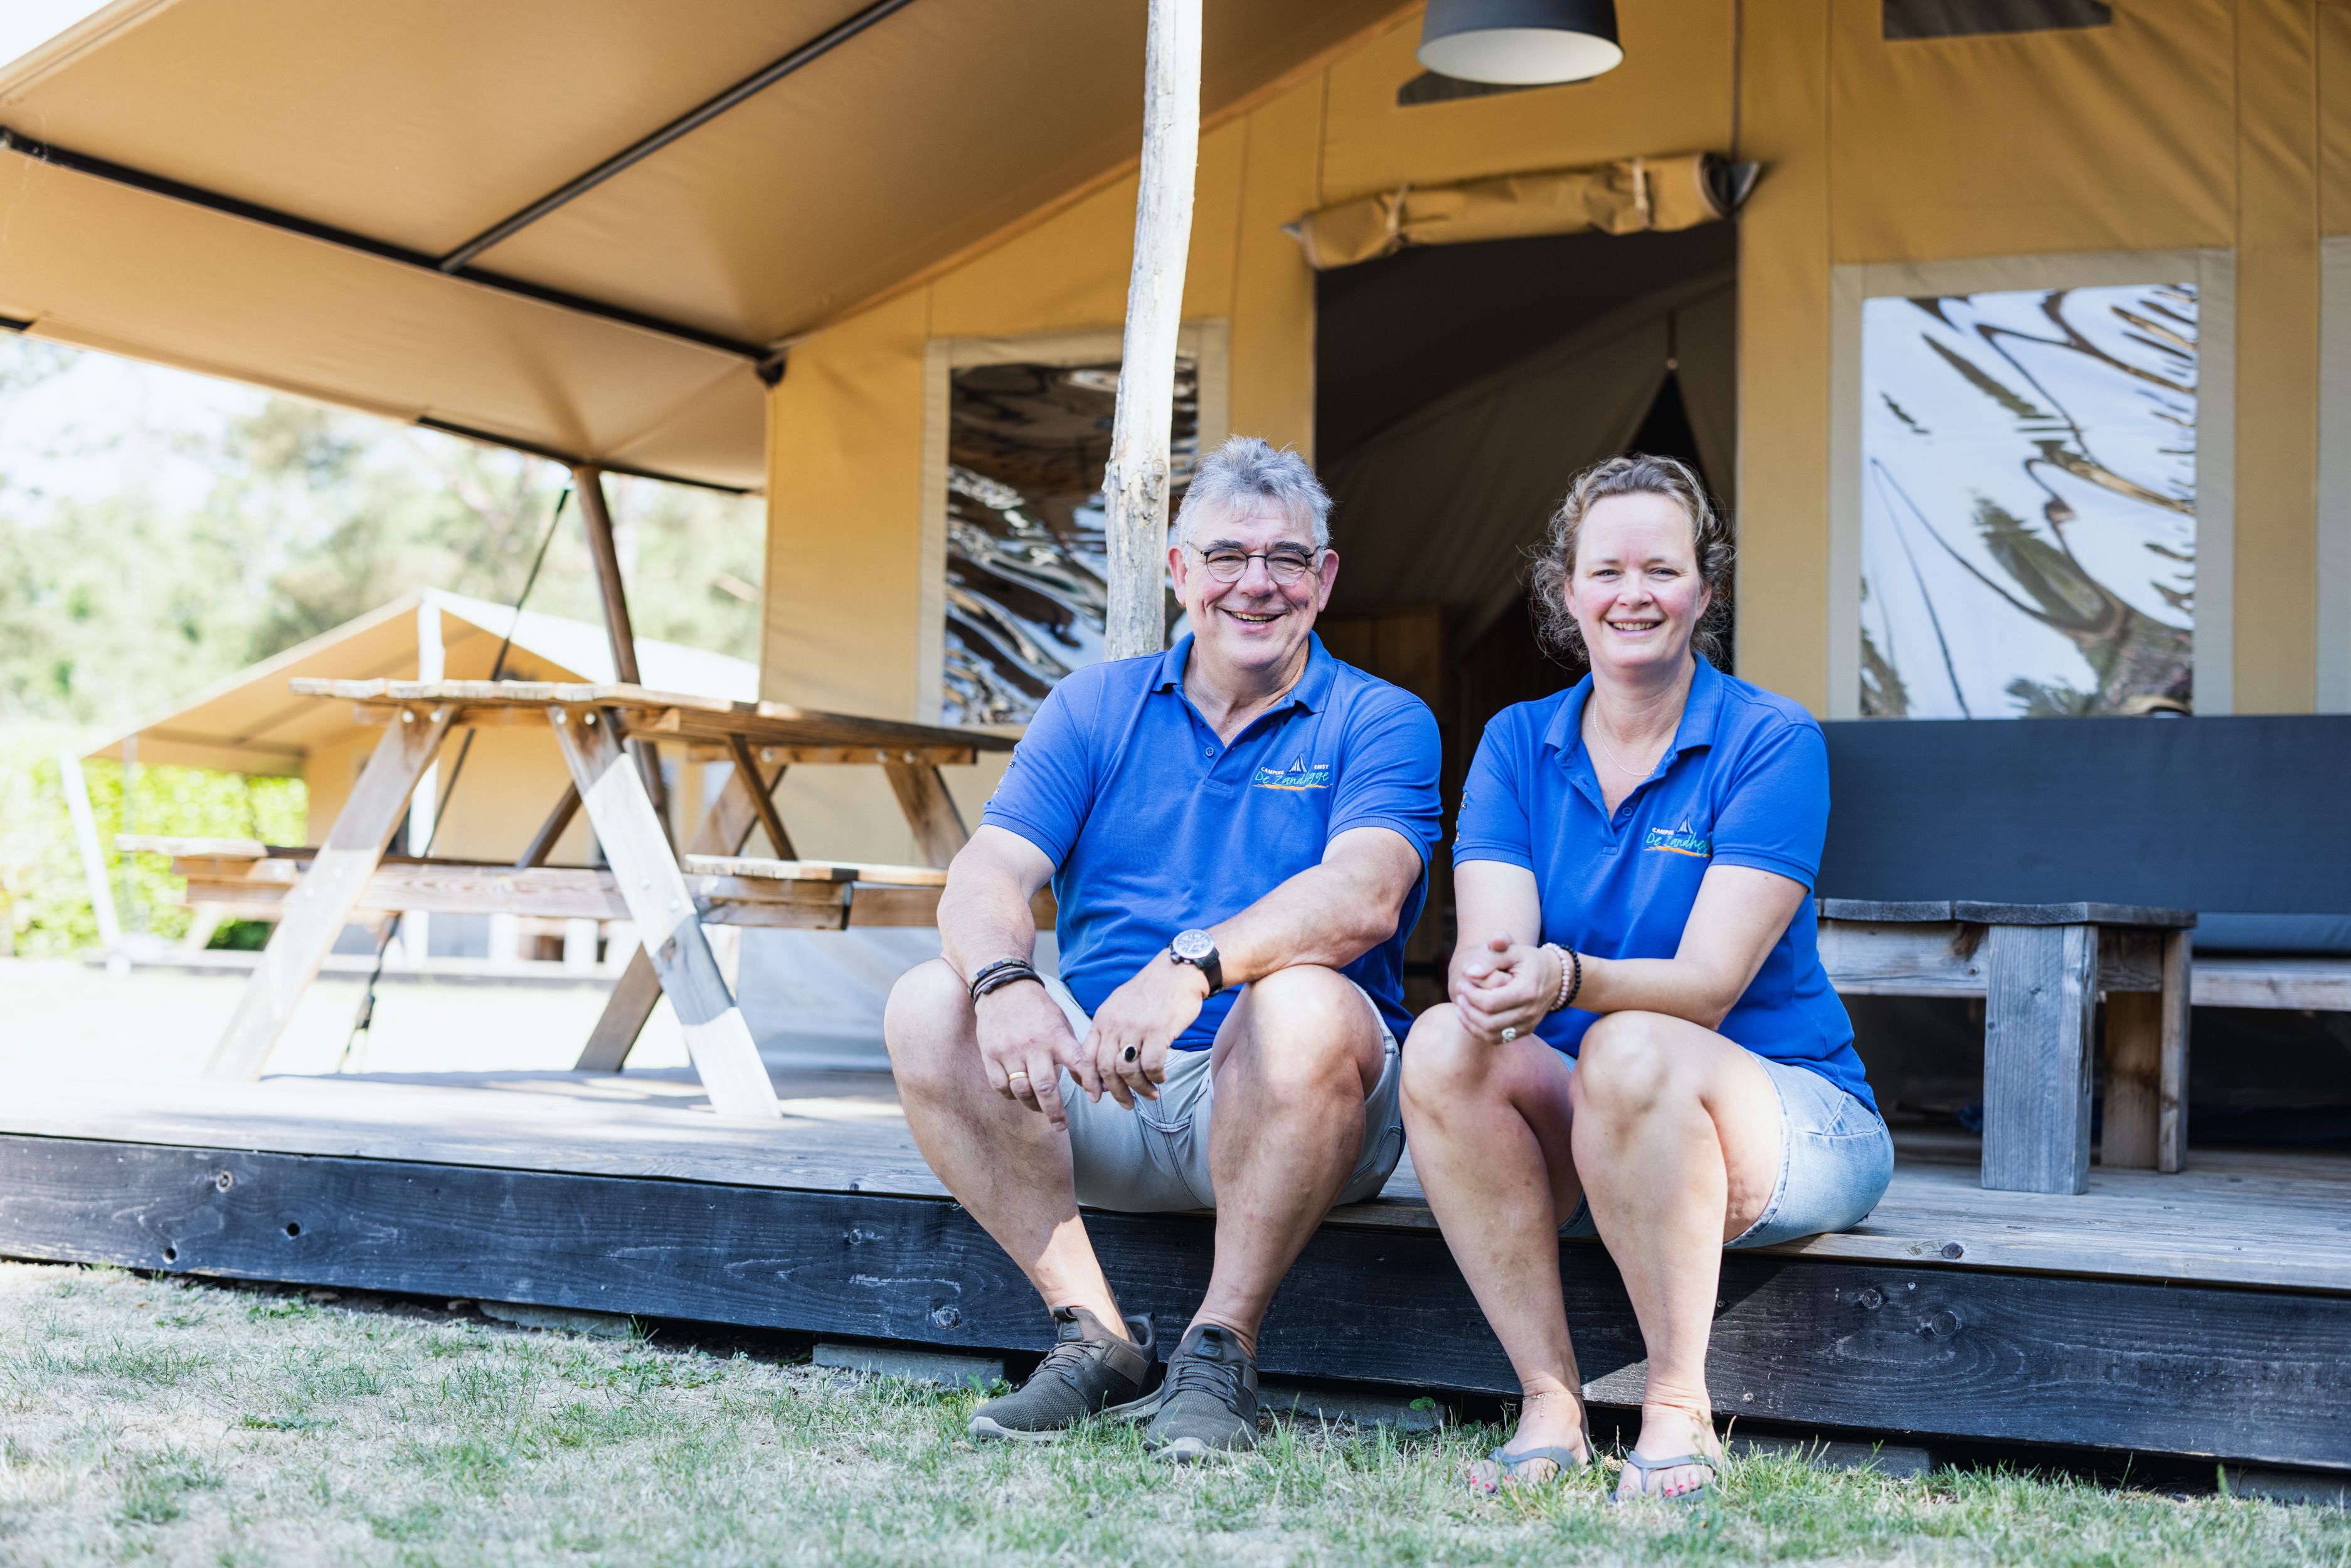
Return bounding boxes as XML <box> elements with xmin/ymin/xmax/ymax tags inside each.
<box><xmin>1</xmin><ymin>1067</ymin><xmax>2346</xmax><ymax>1470</ymax></box>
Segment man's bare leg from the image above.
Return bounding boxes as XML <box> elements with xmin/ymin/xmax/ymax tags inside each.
<box><xmin>883</xmin><ymin>958</ymin><xmax>1127</xmax><ymax>1338</ymax></box>
<box><xmin>1399</xmin><ymin>1003</ymin><xmax>1591</xmax><ymax>1472</ymax></box>
<box><xmin>1569</xmin><ymin>1010</ymin><xmax>1781</xmax><ymax>1500</ymax></box>
<box><xmin>1190</xmin><ymin>964</ymin><xmax>1388</xmax><ymax>1353</ymax></box>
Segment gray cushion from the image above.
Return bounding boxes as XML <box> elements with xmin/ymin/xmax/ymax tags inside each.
<box><xmin>2194</xmin><ymin>914</ymin><xmax>2351</xmax><ymax>956</ymax></box>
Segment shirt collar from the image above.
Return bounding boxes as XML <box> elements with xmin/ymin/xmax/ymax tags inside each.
<box><xmin>1155</xmin><ymin>631</ymin><xmax>1335</xmax><ymax>714</ymax></box>
<box><xmin>1541</xmin><ymin>654</ymin><xmax>1726</xmax><ymax>761</ymax></box>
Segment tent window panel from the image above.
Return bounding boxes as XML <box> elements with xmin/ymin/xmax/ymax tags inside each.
<box><xmin>1858</xmin><ymin>282</ymin><xmax>2197</xmax><ymax>719</ymax></box>
<box><xmin>1883</xmin><ymin>0</ymin><xmax>2111</xmax><ymax>41</ymax></box>
<box><xmin>943</xmin><ymin>358</ymin><xmax>1197</xmax><ymax>726</ymax></box>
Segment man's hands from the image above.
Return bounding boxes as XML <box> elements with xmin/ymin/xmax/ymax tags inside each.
<box><xmin>1452</xmin><ymin>932</ymin><xmax>1562</xmax><ymax>1046</ymax></box>
<box><xmin>974</xmin><ymin>980</ymin><xmax>1085</xmax><ymax>1130</ymax></box>
<box><xmin>1082</xmin><ymin>953</ymin><xmax>1213</xmax><ymax>1109</ymax></box>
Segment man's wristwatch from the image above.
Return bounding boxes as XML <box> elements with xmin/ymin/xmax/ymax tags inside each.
<box><xmin>1167</xmin><ymin>929</ymin><xmax>1223</xmax><ymax>995</ymax></box>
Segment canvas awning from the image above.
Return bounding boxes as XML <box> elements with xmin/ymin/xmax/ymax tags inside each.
<box><xmin>1285</xmin><ymin>151</ymin><xmax>1752</xmax><ymax>270</ymax></box>
<box><xmin>0</xmin><ymin>0</ymin><xmax>1403</xmax><ymax>491</ymax></box>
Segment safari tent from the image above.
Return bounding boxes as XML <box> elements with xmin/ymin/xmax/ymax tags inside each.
<box><xmin>3</xmin><ymin>1</ymin><xmax>2348</xmax><ymax>1476</ymax></box>
<box><xmin>7</xmin><ymin>1</ymin><xmax>2345</xmax><ymax>748</ymax></box>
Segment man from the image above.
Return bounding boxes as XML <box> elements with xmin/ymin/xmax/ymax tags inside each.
<box><xmin>884</xmin><ymin>436</ymin><xmax>1440</xmax><ymax>1461</ymax></box>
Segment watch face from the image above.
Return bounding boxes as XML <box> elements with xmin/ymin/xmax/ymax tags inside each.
<box><xmin>1171</xmin><ymin>929</ymin><xmax>1216</xmax><ymax>962</ymax></box>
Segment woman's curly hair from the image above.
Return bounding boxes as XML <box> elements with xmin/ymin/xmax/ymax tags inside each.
<box><xmin>1528</xmin><ymin>453</ymin><xmax>1734</xmax><ymax>663</ymax></box>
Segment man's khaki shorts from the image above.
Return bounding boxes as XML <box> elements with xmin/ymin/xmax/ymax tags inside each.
<box><xmin>1043</xmin><ymin>974</ymin><xmax>1405</xmax><ymax>1214</ymax></box>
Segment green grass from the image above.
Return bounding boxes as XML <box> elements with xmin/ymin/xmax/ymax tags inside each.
<box><xmin>0</xmin><ymin>1261</ymin><xmax>2344</xmax><ymax>1566</ymax></box>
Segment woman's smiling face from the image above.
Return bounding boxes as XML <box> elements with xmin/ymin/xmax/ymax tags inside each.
<box><xmin>1566</xmin><ymin>490</ymin><xmax>1711</xmax><ymax>680</ymax></box>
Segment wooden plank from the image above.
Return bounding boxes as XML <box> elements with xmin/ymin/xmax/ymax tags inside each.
<box><xmin>1981</xmin><ymin>922</ymin><xmax>2099</xmax><ymax>1195</ymax></box>
<box><xmin>2159</xmin><ymin>929</ymin><xmax>2190</xmax><ymax>1174</ymax></box>
<box><xmin>1952</xmin><ymin>901</ymin><xmax>2195</xmax><ymax>930</ymax></box>
<box><xmin>3</xmin><ymin>1075</ymin><xmax>2345</xmax><ymax>1292</ymax></box>
<box><xmin>1820</xmin><ymin>921</ymin><xmax>1987</xmax><ymax>995</ymax></box>
<box><xmin>846</xmin><ymin>884</ymin><xmax>947</xmax><ymax>927</ymax></box>
<box><xmin>203</xmin><ymin>709</ymin><xmax>453</xmax><ymax>1081</ymax></box>
<box><xmin>1819</xmin><ymin>899</ymin><xmax>1955</xmax><ymax>923</ymax></box>
<box><xmin>684</xmin><ymin>856</ymin><xmax>943</xmax><ymax>887</ymax></box>
<box><xmin>2193</xmin><ymin>956</ymin><xmax>2351</xmax><ymax>1010</ymax></box>
<box><xmin>514</xmin><ymin>783</ymin><xmax>581</xmax><ymax>870</ymax></box>
<box><xmin>679</xmin><ymin>857</ymin><xmax>855</xmax><ymax>883</ymax></box>
<box><xmin>117</xmin><ymin>834</ymin><xmax>270</xmax><ymax>860</ymax></box>
<box><xmin>575</xmin><ymin>959</ymin><xmax>664</xmax><ymax>1073</ymax></box>
<box><xmin>549</xmin><ymin>704</ymin><xmax>777</xmax><ymax>1121</ymax></box>
<box><xmin>574</xmin><ymin>467</ymin><xmax>669</xmax><ymax>831</ymax></box>
<box><xmin>576</xmin><ymin>756</ymin><xmax>770</xmax><ymax>1073</ymax></box>
<box><xmin>756</xmin><ymin>746</ymin><xmax>977</xmax><ymax>766</ymax></box>
<box><xmin>1822</xmin><ymin>921</ymin><xmax>2161</xmax><ymax>997</ymax></box>
<box><xmin>883</xmin><ymin>763</ymin><xmax>969</xmax><ymax>869</ymax></box>
<box><xmin>724</xmin><ymin>736</ymin><xmax>797</xmax><ymax>859</ymax></box>
<box><xmin>5</xmin><ymin>1135</ymin><xmax>2348</xmax><ymax>1469</ymax></box>
<box><xmin>2096</xmin><ymin>927</ymin><xmax>2165</xmax><ymax>993</ymax></box>
<box><xmin>292</xmin><ymin>679</ymin><xmax>1015</xmax><ymax>753</ymax></box>
<box><xmin>2103</xmin><ymin>990</ymin><xmax>2162</xmax><ymax>1171</ymax></box>
<box><xmin>181</xmin><ymin>860</ymin><xmax>853</xmax><ymax>923</ymax></box>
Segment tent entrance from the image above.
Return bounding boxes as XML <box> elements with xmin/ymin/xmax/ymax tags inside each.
<box><xmin>1311</xmin><ymin>222</ymin><xmax>1738</xmax><ymax>1005</ymax></box>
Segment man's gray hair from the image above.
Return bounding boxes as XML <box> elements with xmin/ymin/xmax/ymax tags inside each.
<box><xmin>1172</xmin><ymin>436</ymin><xmax>1332</xmax><ymax>550</ymax></box>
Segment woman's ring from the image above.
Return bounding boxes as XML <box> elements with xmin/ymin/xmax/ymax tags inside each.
<box><xmin>1123</xmin><ymin>1046</ymin><xmax>1138</xmax><ymax>1064</ymax></box>
<box><xmin>1500</xmin><ymin>1027</ymin><xmax>1519</xmax><ymax>1042</ymax></box>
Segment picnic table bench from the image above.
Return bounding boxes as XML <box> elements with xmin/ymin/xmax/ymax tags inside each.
<box><xmin>193</xmin><ymin>679</ymin><xmax>1015</xmax><ymax>1120</ymax></box>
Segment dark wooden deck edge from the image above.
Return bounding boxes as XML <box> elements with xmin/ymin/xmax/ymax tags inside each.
<box><xmin>3</xmin><ymin>1133</ymin><xmax>2345</xmax><ymax>1471</ymax></box>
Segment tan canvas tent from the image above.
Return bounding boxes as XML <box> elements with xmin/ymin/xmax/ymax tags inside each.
<box><xmin>8</xmin><ymin>0</ymin><xmax>2350</xmax><ymax>744</ymax></box>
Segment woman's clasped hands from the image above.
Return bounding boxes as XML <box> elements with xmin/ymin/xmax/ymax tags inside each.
<box><xmin>1453</xmin><ymin>932</ymin><xmax>1563</xmax><ymax>1046</ymax></box>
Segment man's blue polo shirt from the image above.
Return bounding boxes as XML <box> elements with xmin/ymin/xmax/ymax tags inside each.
<box><xmin>1455</xmin><ymin>656</ymin><xmax>1874</xmax><ymax>1111</ymax></box>
<box><xmin>982</xmin><ymin>633</ymin><xmax>1441</xmax><ymax>1050</ymax></box>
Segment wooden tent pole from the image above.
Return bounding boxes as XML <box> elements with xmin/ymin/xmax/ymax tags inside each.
<box><xmin>1100</xmin><ymin>0</ymin><xmax>1202</xmax><ymax>662</ymax></box>
<box><xmin>573</xmin><ymin>464</ymin><xmax>671</xmax><ymax>831</ymax></box>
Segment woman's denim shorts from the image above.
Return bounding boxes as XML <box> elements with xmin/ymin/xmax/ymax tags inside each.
<box><xmin>1559</xmin><ymin>1052</ymin><xmax>1894</xmax><ymax>1248</ymax></box>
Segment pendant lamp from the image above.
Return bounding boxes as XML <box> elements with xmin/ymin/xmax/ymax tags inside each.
<box><xmin>1416</xmin><ymin>0</ymin><xmax>1623</xmax><ymax>85</ymax></box>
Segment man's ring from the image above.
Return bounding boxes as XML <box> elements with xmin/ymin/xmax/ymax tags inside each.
<box><xmin>1123</xmin><ymin>1046</ymin><xmax>1138</xmax><ymax>1064</ymax></box>
<box><xmin>1500</xmin><ymin>1027</ymin><xmax>1519</xmax><ymax>1042</ymax></box>
<box><xmin>1007</xmin><ymin>1071</ymin><xmax>1029</xmax><ymax>1084</ymax></box>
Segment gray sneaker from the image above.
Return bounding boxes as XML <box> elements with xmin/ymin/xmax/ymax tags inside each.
<box><xmin>1142</xmin><ymin>1323</ymin><xmax>1259</xmax><ymax>1461</ymax></box>
<box><xmin>969</xmin><ymin>1307</ymin><xmax>1157</xmax><ymax>1443</ymax></box>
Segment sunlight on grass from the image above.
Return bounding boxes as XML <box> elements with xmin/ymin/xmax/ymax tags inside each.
<box><xmin>0</xmin><ymin>1260</ymin><xmax>2342</xmax><ymax>1565</ymax></box>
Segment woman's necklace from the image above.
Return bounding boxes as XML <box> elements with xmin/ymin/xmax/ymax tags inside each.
<box><xmin>1585</xmin><ymin>711</ymin><xmax>1668</xmax><ymax>779</ymax></box>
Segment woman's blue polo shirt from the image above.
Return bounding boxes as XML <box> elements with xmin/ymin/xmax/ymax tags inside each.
<box><xmin>1455</xmin><ymin>657</ymin><xmax>1874</xmax><ymax>1111</ymax></box>
<box><xmin>981</xmin><ymin>633</ymin><xmax>1442</xmax><ymax>1051</ymax></box>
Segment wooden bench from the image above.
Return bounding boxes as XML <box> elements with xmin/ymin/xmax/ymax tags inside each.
<box><xmin>1820</xmin><ymin>714</ymin><xmax>2351</xmax><ymax>1186</ymax></box>
<box><xmin>1820</xmin><ymin>899</ymin><xmax>2192</xmax><ymax>1195</ymax></box>
<box><xmin>193</xmin><ymin>679</ymin><xmax>1016</xmax><ymax>1120</ymax></box>
<box><xmin>141</xmin><ymin>840</ymin><xmax>950</xmax><ymax>931</ymax></box>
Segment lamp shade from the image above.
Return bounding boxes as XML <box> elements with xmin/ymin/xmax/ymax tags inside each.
<box><xmin>1416</xmin><ymin>0</ymin><xmax>1623</xmax><ymax>85</ymax></box>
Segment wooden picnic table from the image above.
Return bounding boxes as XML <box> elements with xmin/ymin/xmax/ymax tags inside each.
<box><xmin>1819</xmin><ymin>899</ymin><xmax>2194</xmax><ymax>1195</ymax></box>
<box><xmin>198</xmin><ymin>679</ymin><xmax>1016</xmax><ymax>1120</ymax></box>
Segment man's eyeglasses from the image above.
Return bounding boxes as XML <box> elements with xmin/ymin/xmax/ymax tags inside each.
<box><xmin>1191</xmin><ymin>546</ymin><xmax>1322</xmax><ymax>585</ymax></box>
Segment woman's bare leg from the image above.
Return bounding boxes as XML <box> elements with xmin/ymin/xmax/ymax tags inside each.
<box><xmin>1400</xmin><ymin>1004</ymin><xmax>1591</xmax><ymax>1473</ymax></box>
<box><xmin>1569</xmin><ymin>1010</ymin><xmax>1782</xmax><ymax>1500</ymax></box>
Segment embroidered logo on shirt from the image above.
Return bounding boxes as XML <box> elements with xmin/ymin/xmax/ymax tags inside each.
<box><xmin>1643</xmin><ymin>820</ymin><xmax>1712</xmax><ymax>858</ymax></box>
<box><xmin>1251</xmin><ymin>756</ymin><xmax>1333</xmax><ymax>791</ymax></box>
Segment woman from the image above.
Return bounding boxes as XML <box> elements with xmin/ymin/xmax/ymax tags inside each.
<box><xmin>1401</xmin><ymin>454</ymin><xmax>1889</xmax><ymax>1503</ymax></box>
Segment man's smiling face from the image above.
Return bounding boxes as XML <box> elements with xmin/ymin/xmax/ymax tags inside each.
<box><xmin>1169</xmin><ymin>499</ymin><xmax>1340</xmax><ymax>684</ymax></box>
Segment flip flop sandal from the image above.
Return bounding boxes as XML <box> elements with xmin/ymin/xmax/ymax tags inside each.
<box><xmin>1612</xmin><ymin>1449</ymin><xmax>1720</xmax><ymax>1505</ymax></box>
<box><xmin>1464</xmin><ymin>1445</ymin><xmax>1588</xmax><ymax>1495</ymax></box>
<box><xmin>1463</xmin><ymin>1409</ymin><xmax>1595</xmax><ymax>1495</ymax></box>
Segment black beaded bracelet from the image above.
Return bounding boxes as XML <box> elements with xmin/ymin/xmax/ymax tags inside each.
<box><xmin>967</xmin><ymin>958</ymin><xmax>1042</xmax><ymax>1003</ymax></box>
